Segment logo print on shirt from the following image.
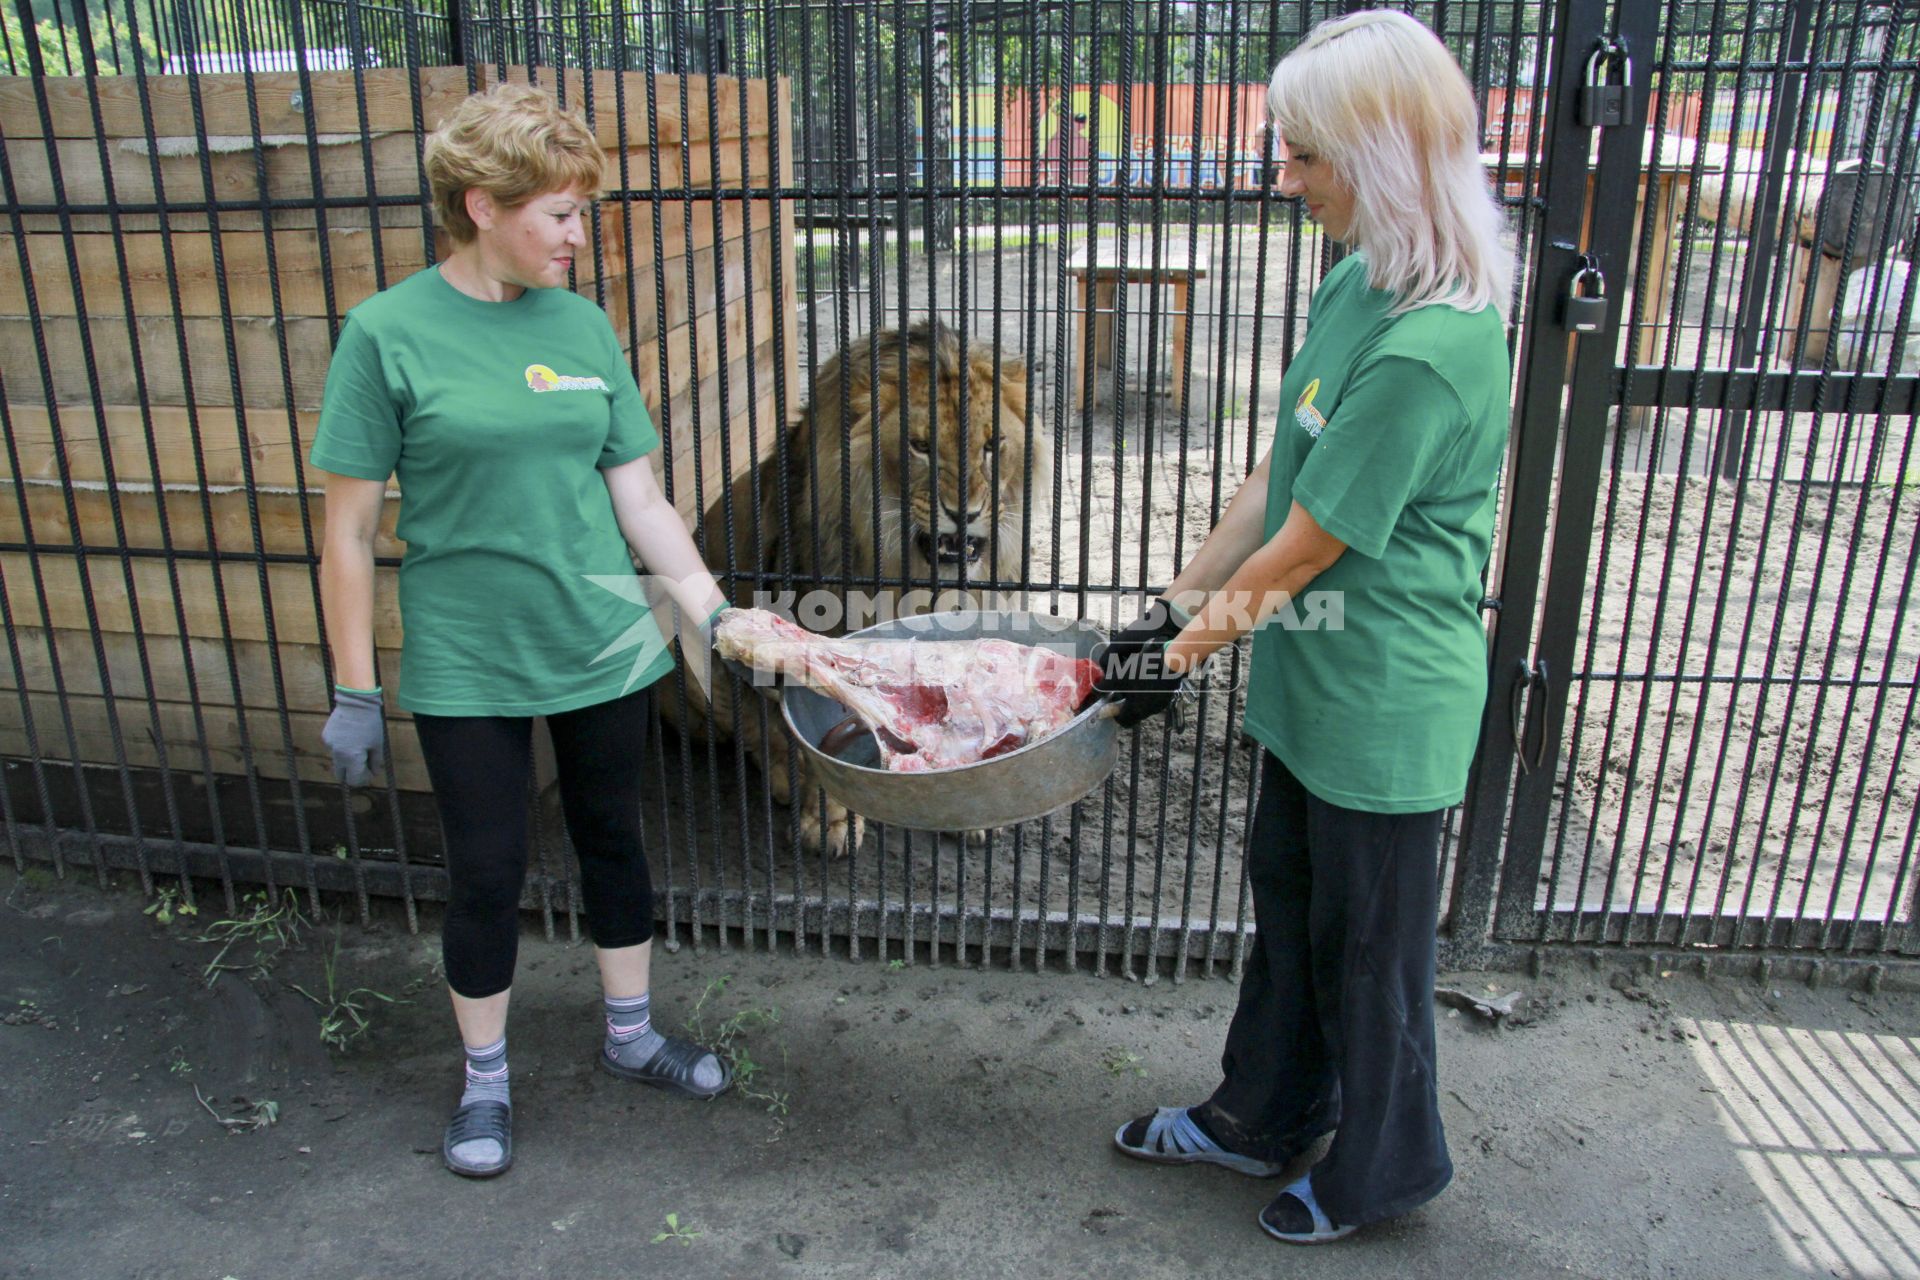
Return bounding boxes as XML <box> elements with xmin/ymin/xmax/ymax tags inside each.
<box><xmin>525</xmin><ymin>363</ymin><xmax>610</xmax><ymax>394</ymax></box>
<box><xmin>1294</xmin><ymin>378</ymin><xmax>1327</xmax><ymax>438</ymax></box>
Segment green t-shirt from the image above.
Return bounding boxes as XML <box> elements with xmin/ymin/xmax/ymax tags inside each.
<box><xmin>1241</xmin><ymin>255</ymin><xmax>1511</xmax><ymax>812</ymax></box>
<box><xmin>309</xmin><ymin>266</ymin><xmax>672</xmax><ymax>716</ymax></box>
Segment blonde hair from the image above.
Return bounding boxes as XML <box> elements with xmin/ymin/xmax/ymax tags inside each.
<box><xmin>1268</xmin><ymin>10</ymin><xmax>1511</xmax><ymax>316</ymax></box>
<box><xmin>423</xmin><ymin>83</ymin><xmax>606</xmax><ymax>244</ymax></box>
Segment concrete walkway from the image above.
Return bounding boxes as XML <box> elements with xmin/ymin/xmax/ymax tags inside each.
<box><xmin>3</xmin><ymin>864</ymin><xmax>1916</xmax><ymax>1280</ymax></box>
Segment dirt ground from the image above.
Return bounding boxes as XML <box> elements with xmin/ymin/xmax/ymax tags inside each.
<box><xmin>4</xmin><ymin>862</ymin><xmax>1919</xmax><ymax>1280</ymax></box>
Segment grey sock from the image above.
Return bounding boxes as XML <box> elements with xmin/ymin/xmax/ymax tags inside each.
<box><xmin>604</xmin><ymin>992</ymin><xmax>723</xmax><ymax>1092</ymax></box>
<box><xmin>451</xmin><ymin>1035</ymin><xmax>508</xmax><ymax>1168</ymax></box>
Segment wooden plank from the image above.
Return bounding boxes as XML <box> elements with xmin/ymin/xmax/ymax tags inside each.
<box><xmin>479</xmin><ymin>69</ymin><xmax>772</xmax><ymax>150</ymax></box>
<box><xmin>778</xmin><ymin>79</ymin><xmax>799</xmax><ymax>415</ymax></box>
<box><xmin>0</xmin><ymin>687</ymin><xmax>431</xmax><ymax>792</ymax></box>
<box><xmin>1</xmin><ymin>404</ymin><xmax>318</xmax><ymax>489</ymax></box>
<box><xmin>11</xmin><ymin>204</ymin><xmax>434</xmax><ymax>235</ymax></box>
<box><xmin>662</xmin><ymin>392</ymin><xmax>782</xmax><ymax>528</ymax></box>
<box><xmin>2</xmin><ymin>221</ymin><xmax>641</xmax><ymax>322</ymax></box>
<box><xmin>598</xmin><ymin>225</ymin><xmax>777</xmax><ymax>348</ymax></box>
<box><xmin>0</xmin><ymin>626</ymin><xmax>405</xmax><ymax>716</ymax></box>
<box><xmin>646</xmin><ymin>284</ymin><xmax>779</xmax><ymax>396</ymax></box>
<box><xmin>0</xmin><ymin>314</ymin><xmax>335</xmax><ymax>411</ymax></box>
<box><xmin>1</xmin><ymin>551</ymin><xmax>402</xmax><ymax>649</ymax></box>
<box><xmin>5</xmin><ymin>131</ymin><xmax>427</xmax><ymax>210</ymax></box>
<box><xmin>552</xmin><ymin>194</ymin><xmax>753</xmax><ymax>269</ymax></box>
<box><xmin>0</xmin><ymin>68</ymin><xmax>475</xmax><ymax>141</ymax></box>
<box><xmin>0</xmin><ymin>228</ymin><xmax>435</xmax><ymax>319</ymax></box>
<box><xmin>0</xmin><ymin>67</ymin><xmax>769</xmax><ymax>149</ymax></box>
<box><xmin>0</xmin><ymin>480</ymin><xmax>405</xmax><ymax>560</ymax></box>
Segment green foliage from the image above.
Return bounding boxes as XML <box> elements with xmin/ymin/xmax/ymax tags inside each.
<box><xmin>195</xmin><ymin>1086</ymin><xmax>279</xmax><ymax>1133</ymax></box>
<box><xmin>143</xmin><ymin>885</ymin><xmax>198</xmax><ymax>928</ymax></box>
<box><xmin>287</xmin><ymin>925</ymin><xmax>405</xmax><ymax>1053</ymax></box>
<box><xmin>196</xmin><ymin>890</ymin><xmax>305</xmax><ymax>985</ymax></box>
<box><xmin>193</xmin><ymin>888</ymin><xmax>405</xmax><ymax>1052</ymax></box>
<box><xmin>683</xmin><ymin>975</ymin><xmax>791</xmax><ymax>1121</ymax></box>
<box><xmin>3</xmin><ymin>0</ymin><xmax>161</xmax><ymax>75</ymax></box>
<box><xmin>651</xmin><ymin>1212</ymin><xmax>702</xmax><ymax>1246</ymax></box>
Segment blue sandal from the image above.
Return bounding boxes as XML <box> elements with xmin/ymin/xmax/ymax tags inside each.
<box><xmin>442</xmin><ymin>1100</ymin><xmax>512</xmax><ymax>1178</ymax></box>
<box><xmin>1259</xmin><ymin>1176</ymin><xmax>1357</xmax><ymax>1244</ymax></box>
<box><xmin>599</xmin><ymin>1034</ymin><xmax>732</xmax><ymax>1100</ymax></box>
<box><xmin>1113</xmin><ymin>1106</ymin><xmax>1288</xmax><ymax>1178</ymax></box>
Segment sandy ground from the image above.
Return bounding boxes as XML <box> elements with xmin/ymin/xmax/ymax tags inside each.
<box><xmin>4</xmin><ymin>864</ymin><xmax>1919</xmax><ymax>1280</ymax></box>
<box><xmin>1547</xmin><ymin>471</ymin><xmax>1920</xmax><ymax>924</ymax></box>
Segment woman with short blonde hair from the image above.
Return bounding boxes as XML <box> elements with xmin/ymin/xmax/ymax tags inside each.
<box><xmin>423</xmin><ymin>82</ymin><xmax>608</xmax><ymax>243</ymax></box>
<box><xmin>314</xmin><ymin>81</ymin><xmax>737</xmax><ymax>1179</ymax></box>
<box><xmin>1098</xmin><ymin>10</ymin><xmax>1512</xmax><ymax>1243</ymax></box>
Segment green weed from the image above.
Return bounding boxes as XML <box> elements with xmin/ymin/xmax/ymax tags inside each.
<box><xmin>195</xmin><ymin>890</ymin><xmax>304</xmax><ymax>985</ymax></box>
<box><xmin>651</xmin><ymin>1212</ymin><xmax>702</xmax><ymax>1246</ymax></box>
<box><xmin>143</xmin><ymin>885</ymin><xmax>197</xmax><ymax>927</ymax></box>
<box><xmin>195</xmin><ymin>891</ymin><xmax>403</xmax><ymax>1053</ymax></box>
<box><xmin>684</xmin><ymin>975</ymin><xmax>792</xmax><ymax>1122</ymax></box>
<box><xmin>287</xmin><ymin>925</ymin><xmax>405</xmax><ymax>1053</ymax></box>
<box><xmin>193</xmin><ymin>1086</ymin><xmax>279</xmax><ymax>1133</ymax></box>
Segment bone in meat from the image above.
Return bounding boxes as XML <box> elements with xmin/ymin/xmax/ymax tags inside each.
<box><xmin>713</xmin><ymin>607</ymin><xmax>1099</xmax><ymax>772</ymax></box>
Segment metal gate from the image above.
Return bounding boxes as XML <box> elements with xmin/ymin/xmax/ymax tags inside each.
<box><xmin>1456</xmin><ymin>0</ymin><xmax>1920</xmax><ymax>963</ymax></box>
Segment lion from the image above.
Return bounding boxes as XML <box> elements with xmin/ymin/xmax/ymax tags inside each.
<box><xmin>660</xmin><ymin>320</ymin><xmax>1050</xmax><ymax>857</ymax></box>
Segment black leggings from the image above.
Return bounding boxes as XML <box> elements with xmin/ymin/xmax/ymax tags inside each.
<box><xmin>413</xmin><ymin>688</ymin><xmax>656</xmax><ymax>999</ymax></box>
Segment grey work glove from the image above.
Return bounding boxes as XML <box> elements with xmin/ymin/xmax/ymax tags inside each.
<box><xmin>322</xmin><ymin>686</ymin><xmax>386</xmax><ymax>787</ymax></box>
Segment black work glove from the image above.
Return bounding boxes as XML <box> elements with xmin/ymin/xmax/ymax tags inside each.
<box><xmin>321</xmin><ymin>685</ymin><xmax>386</xmax><ymax>786</ymax></box>
<box><xmin>1091</xmin><ymin>603</ymin><xmax>1189</xmax><ymax>729</ymax></box>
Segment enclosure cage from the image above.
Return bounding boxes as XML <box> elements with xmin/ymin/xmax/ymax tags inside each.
<box><xmin>2</xmin><ymin>0</ymin><xmax>1916</xmax><ymax>975</ymax></box>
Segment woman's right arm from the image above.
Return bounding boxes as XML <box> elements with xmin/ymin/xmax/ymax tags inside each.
<box><xmin>319</xmin><ymin>473</ymin><xmax>389</xmax><ymax>690</ymax></box>
<box><xmin>1163</xmin><ymin>448</ymin><xmax>1273</xmax><ymax>605</ymax></box>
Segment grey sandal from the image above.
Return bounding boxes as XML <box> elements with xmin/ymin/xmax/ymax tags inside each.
<box><xmin>599</xmin><ymin>1034</ymin><xmax>732</xmax><ymax>1100</ymax></box>
<box><xmin>1259</xmin><ymin>1177</ymin><xmax>1358</xmax><ymax>1244</ymax></box>
<box><xmin>442</xmin><ymin>1100</ymin><xmax>512</xmax><ymax>1178</ymax></box>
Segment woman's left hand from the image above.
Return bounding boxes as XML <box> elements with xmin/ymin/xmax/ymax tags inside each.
<box><xmin>1092</xmin><ymin>611</ymin><xmax>1190</xmax><ymax>728</ymax></box>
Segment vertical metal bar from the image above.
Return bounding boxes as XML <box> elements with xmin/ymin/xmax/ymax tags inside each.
<box><xmin>1449</xmin><ymin>0</ymin><xmax>1620</xmax><ymax>954</ymax></box>
<box><xmin>1719</xmin><ymin>0</ymin><xmax>1814</xmax><ymax>479</ymax></box>
<box><xmin>639</xmin><ymin>1</ymin><xmax>705</xmax><ymax>954</ymax></box>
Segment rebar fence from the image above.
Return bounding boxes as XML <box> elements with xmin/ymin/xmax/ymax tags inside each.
<box><xmin>1</xmin><ymin>0</ymin><xmax>1913</xmax><ymax>973</ymax></box>
<box><xmin>1460</xmin><ymin>0</ymin><xmax>1920</xmax><ymax>961</ymax></box>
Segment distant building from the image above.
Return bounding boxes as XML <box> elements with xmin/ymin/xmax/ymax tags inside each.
<box><xmin>175</xmin><ymin>47</ymin><xmax>378</xmax><ymax>74</ymax></box>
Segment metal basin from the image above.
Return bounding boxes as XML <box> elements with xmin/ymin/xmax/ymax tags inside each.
<box><xmin>780</xmin><ymin>610</ymin><xmax>1118</xmax><ymax>831</ymax></box>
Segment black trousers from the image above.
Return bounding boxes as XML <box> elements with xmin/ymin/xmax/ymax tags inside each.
<box><xmin>413</xmin><ymin>688</ymin><xmax>656</xmax><ymax>999</ymax></box>
<box><xmin>1198</xmin><ymin>751</ymin><xmax>1452</xmax><ymax>1227</ymax></box>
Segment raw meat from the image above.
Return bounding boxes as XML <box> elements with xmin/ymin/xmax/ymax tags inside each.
<box><xmin>713</xmin><ymin>607</ymin><xmax>1099</xmax><ymax>772</ymax></box>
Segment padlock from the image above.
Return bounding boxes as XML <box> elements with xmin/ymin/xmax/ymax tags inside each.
<box><xmin>1579</xmin><ymin>40</ymin><xmax>1633</xmax><ymax>129</ymax></box>
<box><xmin>1562</xmin><ymin>260</ymin><xmax>1608</xmax><ymax>333</ymax></box>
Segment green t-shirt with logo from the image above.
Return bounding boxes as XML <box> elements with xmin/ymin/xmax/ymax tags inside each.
<box><xmin>309</xmin><ymin>266</ymin><xmax>672</xmax><ymax>716</ymax></box>
<box><xmin>1241</xmin><ymin>254</ymin><xmax>1511</xmax><ymax>813</ymax></box>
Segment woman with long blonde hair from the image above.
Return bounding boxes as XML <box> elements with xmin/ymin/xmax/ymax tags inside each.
<box><xmin>1095</xmin><ymin>10</ymin><xmax>1511</xmax><ymax>1242</ymax></box>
